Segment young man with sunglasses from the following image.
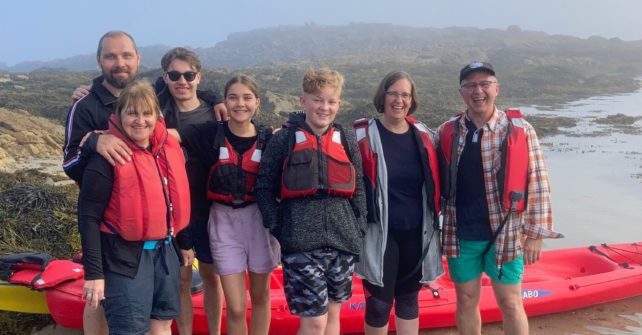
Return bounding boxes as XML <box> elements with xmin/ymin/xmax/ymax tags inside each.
<box><xmin>157</xmin><ymin>47</ymin><xmax>224</xmax><ymax>335</ymax></box>
<box><xmin>435</xmin><ymin>61</ymin><xmax>562</xmax><ymax>335</ymax></box>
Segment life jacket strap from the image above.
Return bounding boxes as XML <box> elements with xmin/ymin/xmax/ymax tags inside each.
<box><xmin>142</xmin><ymin>236</ymin><xmax>172</xmax><ymax>250</ymax></box>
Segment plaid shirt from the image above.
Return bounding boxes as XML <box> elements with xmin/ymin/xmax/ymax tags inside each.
<box><xmin>436</xmin><ymin>108</ymin><xmax>562</xmax><ymax>266</ymax></box>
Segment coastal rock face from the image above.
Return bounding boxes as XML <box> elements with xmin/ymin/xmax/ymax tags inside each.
<box><xmin>0</xmin><ymin>107</ymin><xmax>64</xmax><ymax>173</ymax></box>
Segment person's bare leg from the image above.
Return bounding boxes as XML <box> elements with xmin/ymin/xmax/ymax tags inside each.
<box><xmin>199</xmin><ymin>263</ymin><xmax>223</xmax><ymax>335</ymax></box>
<box><xmin>492</xmin><ymin>280</ymin><xmax>528</xmax><ymax>335</ymax></box>
<box><xmin>324</xmin><ymin>302</ymin><xmax>342</xmax><ymax>335</ymax></box>
<box><xmin>454</xmin><ymin>277</ymin><xmax>483</xmax><ymax>335</ymax></box>
<box><xmin>220</xmin><ymin>272</ymin><xmax>248</xmax><ymax>335</ymax></box>
<box><xmin>176</xmin><ymin>265</ymin><xmax>193</xmax><ymax>335</ymax></box>
<box><xmin>149</xmin><ymin>319</ymin><xmax>173</xmax><ymax>335</ymax></box>
<box><xmin>248</xmin><ymin>272</ymin><xmax>271</xmax><ymax>335</ymax></box>
<box><xmin>394</xmin><ymin>316</ymin><xmax>419</xmax><ymax>335</ymax></box>
<box><xmin>83</xmin><ymin>304</ymin><xmax>108</xmax><ymax>335</ymax></box>
<box><xmin>364</xmin><ymin>323</ymin><xmax>389</xmax><ymax>335</ymax></box>
<box><xmin>298</xmin><ymin>314</ymin><xmax>328</xmax><ymax>335</ymax></box>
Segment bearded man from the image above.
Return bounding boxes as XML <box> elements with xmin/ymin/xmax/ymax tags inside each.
<box><xmin>63</xmin><ymin>30</ymin><xmax>141</xmax><ymax>182</ymax></box>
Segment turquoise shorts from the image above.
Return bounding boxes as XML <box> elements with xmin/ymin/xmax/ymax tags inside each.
<box><xmin>447</xmin><ymin>240</ymin><xmax>523</xmax><ymax>285</ymax></box>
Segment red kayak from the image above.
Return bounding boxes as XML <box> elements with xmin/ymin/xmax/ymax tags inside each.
<box><xmin>3</xmin><ymin>242</ymin><xmax>641</xmax><ymax>334</ymax></box>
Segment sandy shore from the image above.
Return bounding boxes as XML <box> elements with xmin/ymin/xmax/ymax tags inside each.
<box><xmin>425</xmin><ymin>295</ymin><xmax>642</xmax><ymax>335</ymax></box>
<box><xmin>33</xmin><ymin>295</ymin><xmax>642</xmax><ymax>334</ymax></box>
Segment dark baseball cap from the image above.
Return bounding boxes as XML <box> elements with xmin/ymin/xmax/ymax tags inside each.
<box><xmin>460</xmin><ymin>61</ymin><xmax>495</xmax><ymax>83</ymax></box>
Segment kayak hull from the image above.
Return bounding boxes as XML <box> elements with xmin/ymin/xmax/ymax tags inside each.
<box><xmin>0</xmin><ymin>281</ymin><xmax>49</xmax><ymax>314</ymax></box>
<box><xmin>7</xmin><ymin>242</ymin><xmax>641</xmax><ymax>334</ymax></box>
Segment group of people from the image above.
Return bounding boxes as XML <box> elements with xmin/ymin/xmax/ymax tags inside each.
<box><xmin>63</xmin><ymin>30</ymin><xmax>562</xmax><ymax>335</ymax></box>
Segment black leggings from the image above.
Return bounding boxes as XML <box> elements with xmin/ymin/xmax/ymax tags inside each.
<box><xmin>363</xmin><ymin>227</ymin><xmax>423</xmax><ymax>327</ymax></box>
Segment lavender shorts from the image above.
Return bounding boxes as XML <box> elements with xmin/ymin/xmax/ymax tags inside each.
<box><xmin>208</xmin><ymin>202</ymin><xmax>280</xmax><ymax>276</ymax></box>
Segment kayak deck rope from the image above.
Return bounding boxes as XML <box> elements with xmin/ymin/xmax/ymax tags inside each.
<box><xmin>600</xmin><ymin>243</ymin><xmax>642</xmax><ymax>266</ymax></box>
<box><xmin>588</xmin><ymin>243</ymin><xmax>642</xmax><ymax>269</ymax></box>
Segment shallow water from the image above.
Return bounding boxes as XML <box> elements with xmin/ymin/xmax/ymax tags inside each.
<box><xmin>519</xmin><ymin>88</ymin><xmax>642</xmax><ymax>249</ymax></box>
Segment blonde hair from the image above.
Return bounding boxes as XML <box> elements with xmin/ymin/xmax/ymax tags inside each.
<box><xmin>116</xmin><ymin>80</ymin><xmax>160</xmax><ymax>120</ymax></box>
<box><xmin>302</xmin><ymin>68</ymin><xmax>344</xmax><ymax>95</ymax></box>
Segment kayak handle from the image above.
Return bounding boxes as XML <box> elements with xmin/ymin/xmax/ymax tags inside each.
<box><xmin>422</xmin><ymin>284</ymin><xmax>441</xmax><ymax>299</ymax></box>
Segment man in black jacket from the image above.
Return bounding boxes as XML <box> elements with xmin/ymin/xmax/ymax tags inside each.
<box><xmin>63</xmin><ymin>30</ymin><xmax>140</xmax><ymax>335</ymax></box>
<box><xmin>63</xmin><ymin>30</ymin><xmax>140</xmax><ymax>183</ymax></box>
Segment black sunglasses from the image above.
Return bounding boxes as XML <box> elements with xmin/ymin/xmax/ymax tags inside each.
<box><xmin>166</xmin><ymin>71</ymin><xmax>198</xmax><ymax>82</ymax></box>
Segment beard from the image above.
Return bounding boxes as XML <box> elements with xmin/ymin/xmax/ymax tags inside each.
<box><xmin>102</xmin><ymin>66</ymin><xmax>137</xmax><ymax>89</ymax></box>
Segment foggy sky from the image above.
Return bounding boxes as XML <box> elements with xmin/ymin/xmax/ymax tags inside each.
<box><xmin>1</xmin><ymin>0</ymin><xmax>641</xmax><ymax>66</ymax></box>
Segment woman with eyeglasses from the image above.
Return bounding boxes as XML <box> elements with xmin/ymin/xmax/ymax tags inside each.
<box><xmin>353</xmin><ymin>71</ymin><xmax>444</xmax><ymax>334</ymax></box>
<box><xmin>170</xmin><ymin>75</ymin><xmax>280</xmax><ymax>335</ymax></box>
<box><xmin>78</xmin><ymin>80</ymin><xmax>191</xmax><ymax>335</ymax></box>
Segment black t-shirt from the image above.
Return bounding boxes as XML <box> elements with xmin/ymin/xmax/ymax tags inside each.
<box><xmin>376</xmin><ymin>119</ymin><xmax>424</xmax><ymax>231</ymax></box>
<box><xmin>174</xmin><ymin>101</ymin><xmax>215</xmax><ymax>132</ymax></box>
<box><xmin>224</xmin><ymin>125</ymin><xmax>258</xmax><ymax>156</ymax></box>
<box><xmin>163</xmin><ymin>99</ymin><xmax>216</xmax><ymax>222</ymax></box>
<box><xmin>455</xmin><ymin>118</ymin><xmax>493</xmax><ymax>240</ymax></box>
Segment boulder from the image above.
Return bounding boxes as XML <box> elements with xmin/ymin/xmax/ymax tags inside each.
<box><xmin>0</xmin><ymin>108</ymin><xmax>65</xmax><ymax>176</ymax></box>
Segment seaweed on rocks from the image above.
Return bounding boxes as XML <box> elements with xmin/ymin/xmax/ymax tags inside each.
<box><xmin>0</xmin><ymin>170</ymin><xmax>79</xmax><ymax>260</ymax></box>
<box><xmin>0</xmin><ymin>170</ymin><xmax>80</xmax><ymax>334</ymax></box>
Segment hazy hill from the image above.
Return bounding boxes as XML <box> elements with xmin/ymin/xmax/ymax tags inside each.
<box><xmin>1</xmin><ymin>45</ymin><xmax>172</xmax><ymax>73</ymax></box>
<box><xmin>197</xmin><ymin>23</ymin><xmax>642</xmax><ymax>75</ymax></box>
<box><xmin>1</xmin><ymin>23</ymin><xmax>641</xmax><ymax>130</ymax></box>
<box><xmin>3</xmin><ymin>24</ymin><xmax>642</xmax><ymax>75</ymax></box>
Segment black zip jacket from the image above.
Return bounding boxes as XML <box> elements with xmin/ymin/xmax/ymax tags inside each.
<box><xmin>255</xmin><ymin>112</ymin><xmax>367</xmax><ymax>256</ymax></box>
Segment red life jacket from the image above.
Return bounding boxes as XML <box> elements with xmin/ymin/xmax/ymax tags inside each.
<box><xmin>280</xmin><ymin>125</ymin><xmax>356</xmax><ymax>199</ymax></box>
<box><xmin>353</xmin><ymin>116</ymin><xmax>441</xmax><ymax>215</ymax></box>
<box><xmin>439</xmin><ymin>109</ymin><xmax>528</xmax><ymax>212</ymax></box>
<box><xmin>207</xmin><ymin>124</ymin><xmax>271</xmax><ymax>206</ymax></box>
<box><xmin>100</xmin><ymin>115</ymin><xmax>191</xmax><ymax>241</ymax></box>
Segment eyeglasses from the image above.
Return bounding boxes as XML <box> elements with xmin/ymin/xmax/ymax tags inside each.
<box><xmin>385</xmin><ymin>91</ymin><xmax>412</xmax><ymax>101</ymax></box>
<box><xmin>460</xmin><ymin>80</ymin><xmax>497</xmax><ymax>91</ymax></box>
<box><xmin>166</xmin><ymin>71</ymin><xmax>198</xmax><ymax>82</ymax></box>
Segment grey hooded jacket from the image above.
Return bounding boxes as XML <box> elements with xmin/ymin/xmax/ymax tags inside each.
<box><xmin>354</xmin><ymin>118</ymin><xmax>444</xmax><ymax>286</ymax></box>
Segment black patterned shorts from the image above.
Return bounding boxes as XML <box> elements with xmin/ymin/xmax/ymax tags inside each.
<box><xmin>281</xmin><ymin>248</ymin><xmax>355</xmax><ymax>316</ymax></box>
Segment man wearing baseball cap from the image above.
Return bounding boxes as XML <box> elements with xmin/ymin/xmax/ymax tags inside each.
<box><xmin>435</xmin><ymin>61</ymin><xmax>562</xmax><ymax>334</ymax></box>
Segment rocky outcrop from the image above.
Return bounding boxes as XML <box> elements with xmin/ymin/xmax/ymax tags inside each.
<box><xmin>0</xmin><ymin>107</ymin><xmax>65</xmax><ymax>175</ymax></box>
